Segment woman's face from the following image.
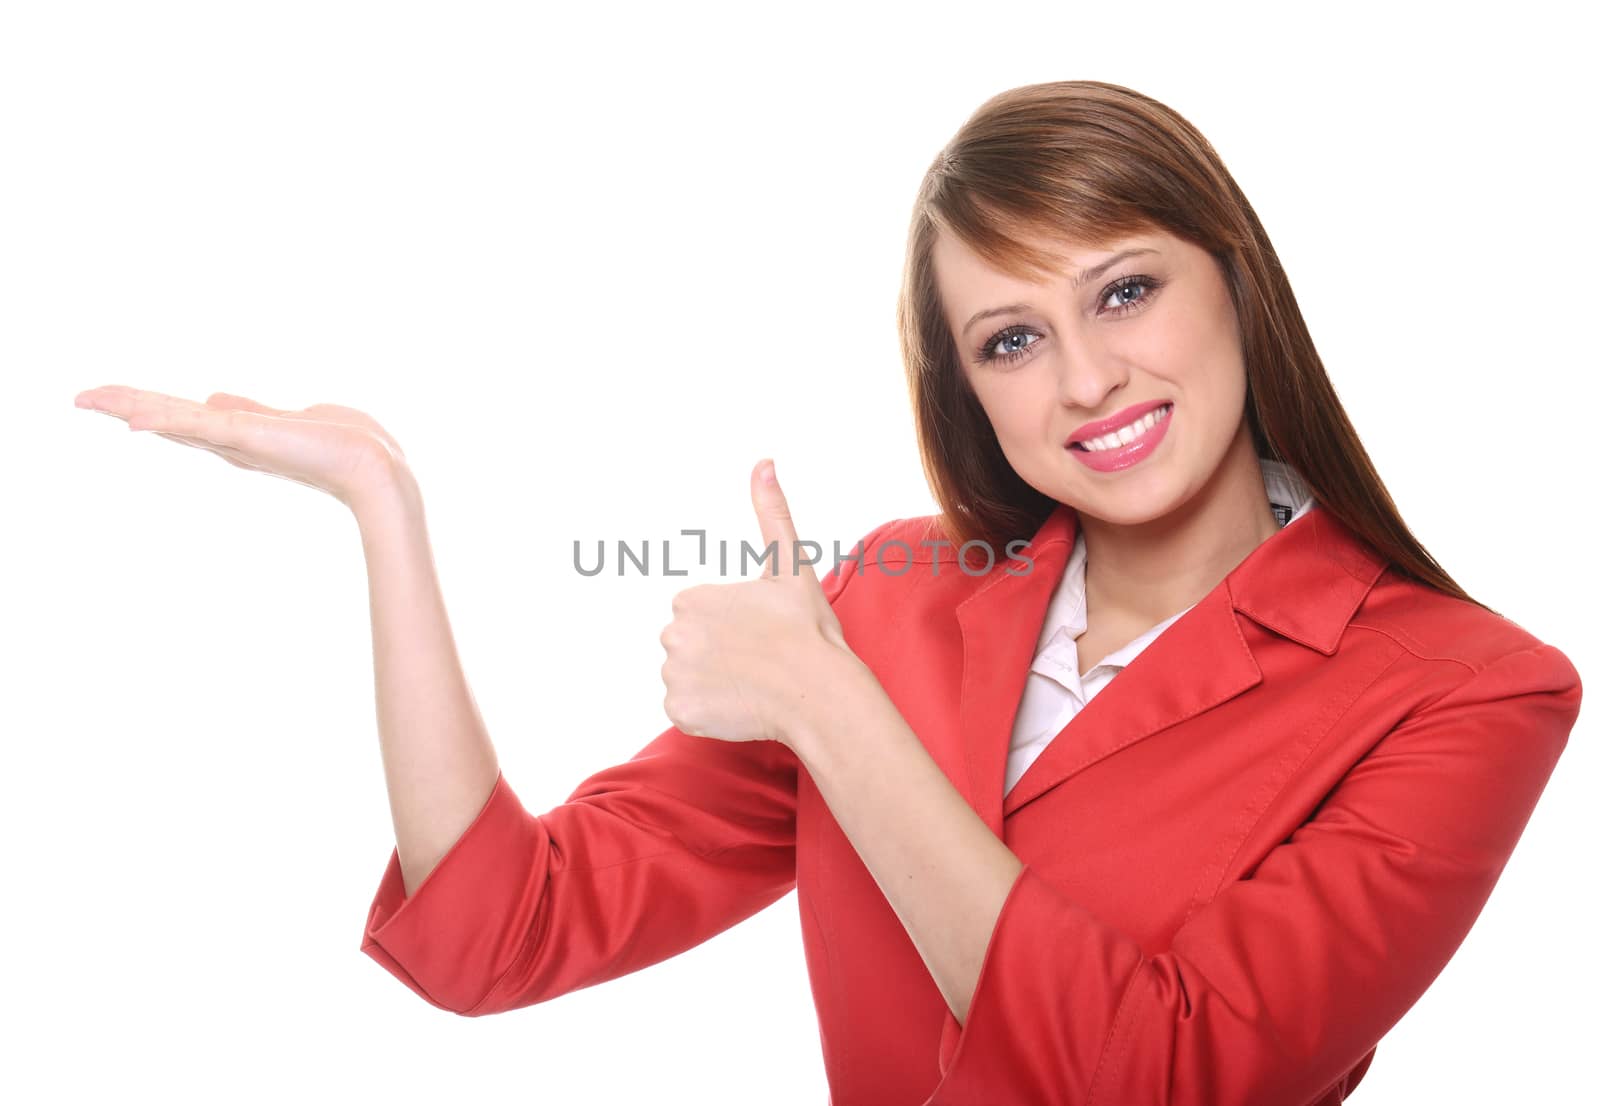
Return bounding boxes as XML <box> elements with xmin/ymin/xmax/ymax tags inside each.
<box><xmin>933</xmin><ymin>226</ymin><xmax>1253</xmax><ymax>527</ymax></box>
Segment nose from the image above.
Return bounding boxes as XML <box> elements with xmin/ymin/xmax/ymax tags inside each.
<box><xmin>1053</xmin><ymin>328</ymin><xmax>1129</xmax><ymax>410</ymax></box>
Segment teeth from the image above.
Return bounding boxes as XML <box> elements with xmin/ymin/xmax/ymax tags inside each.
<box><xmin>1079</xmin><ymin>404</ymin><xmax>1169</xmax><ymax>452</ymax></box>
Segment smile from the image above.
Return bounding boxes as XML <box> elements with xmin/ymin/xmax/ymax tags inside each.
<box><xmin>1071</xmin><ymin>403</ymin><xmax>1172</xmax><ymax>452</ymax></box>
<box><xmin>1065</xmin><ymin>402</ymin><xmax>1174</xmax><ymax>473</ymax></box>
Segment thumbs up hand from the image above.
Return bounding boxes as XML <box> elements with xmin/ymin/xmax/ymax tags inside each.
<box><xmin>659</xmin><ymin>459</ymin><xmax>858</xmax><ymax>748</ymax></box>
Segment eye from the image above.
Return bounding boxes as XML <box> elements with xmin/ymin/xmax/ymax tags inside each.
<box><xmin>1102</xmin><ymin>275</ymin><xmax>1161</xmax><ymax>314</ymax></box>
<box><xmin>971</xmin><ymin>274</ymin><xmax>1165</xmax><ymax>367</ymax></box>
<box><xmin>975</xmin><ymin>326</ymin><xmax>1040</xmax><ymax>366</ymax></box>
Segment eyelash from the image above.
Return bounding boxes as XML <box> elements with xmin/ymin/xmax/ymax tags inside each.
<box><xmin>973</xmin><ymin>274</ymin><xmax>1164</xmax><ymax>366</ymax></box>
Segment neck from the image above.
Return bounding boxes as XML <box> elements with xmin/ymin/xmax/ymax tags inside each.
<box><xmin>1076</xmin><ymin>425</ymin><xmax>1281</xmax><ymax>628</ymax></box>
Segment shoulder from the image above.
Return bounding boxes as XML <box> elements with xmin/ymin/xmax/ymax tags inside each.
<box><xmin>819</xmin><ymin>513</ymin><xmax>948</xmax><ymax>573</ymax></box>
<box><xmin>817</xmin><ymin>512</ymin><xmax>967</xmax><ymax>603</ymax></box>
<box><xmin>1351</xmin><ymin>567</ymin><xmax>1580</xmax><ymax>691</ymax></box>
<box><xmin>826</xmin><ymin>511</ymin><xmax>1018</xmax><ymax>583</ymax></box>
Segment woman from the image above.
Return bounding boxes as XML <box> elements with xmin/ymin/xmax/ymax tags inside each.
<box><xmin>73</xmin><ymin>80</ymin><xmax>1581</xmax><ymax>1105</ymax></box>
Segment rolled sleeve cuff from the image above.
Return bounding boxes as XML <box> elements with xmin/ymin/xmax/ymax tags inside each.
<box><xmin>359</xmin><ymin>770</ymin><xmax>551</xmax><ymax>1015</ymax></box>
<box><xmin>928</xmin><ymin>863</ymin><xmax>1146</xmax><ymax>1105</ymax></box>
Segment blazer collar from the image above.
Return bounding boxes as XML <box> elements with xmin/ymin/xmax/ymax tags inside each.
<box><xmin>951</xmin><ymin>498</ymin><xmax>1389</xmax><ymax>828</ymax></box>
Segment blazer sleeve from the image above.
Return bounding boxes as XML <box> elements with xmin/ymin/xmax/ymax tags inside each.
<box><xmin>358</xmin><ymin>517</ymin><xmax>897</xmax><ymax>1017</ymax></box>
<box><xmin>925</xmin><ymin>641</ymin><xmax>1584</xmax><ymax>1106</ymax></box>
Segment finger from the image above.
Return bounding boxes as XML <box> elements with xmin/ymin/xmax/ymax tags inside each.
<box><xmin>78</xmin><ymin>386</ymin><xmax>206</xmax><ymax>427</ymax></box>
<box><xmin>213</xmin><ymin>394</ymin><xmax>405</xmax><ymax>461</ymax></box>
<box><xmin>75</xmin><ymin>385</ymin><xmax>171</xmax><ymax>417</ymax></box>
<box><xmin>750</xmin><ymin>458</ymin><xmax>819</xmax><ymax>587</ymax></box>
<box><xmin>128</xmin><ymin>401</ymin><xmax>265</xmax><ymax>451</ymax></box>
<box><xmin>206</xmin><ymin>392</ymin><xmax>287</xmax><ymax>416</ymax></box>
<box><xmin>76</xmin><ymin>384</ymin><xmax>141</xmax><ymax>408</ymax></box>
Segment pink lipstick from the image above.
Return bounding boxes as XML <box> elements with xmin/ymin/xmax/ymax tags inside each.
<box><xmin>1065</xmin><ymin>400</ymin><xmax>1173</xmax><ymax>473</ymax></box>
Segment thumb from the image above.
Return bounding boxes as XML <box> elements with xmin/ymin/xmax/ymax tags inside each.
<box><xmin>751</xmin><ymin>459</ymin><xmax>820</xmax><ymax>587</ymax></box>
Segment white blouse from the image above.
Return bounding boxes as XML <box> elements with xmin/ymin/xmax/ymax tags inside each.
<box><xmin>1004</xmin><ymin>459</ymin><xmax>1317</xmax><ymax>796</ymax></box>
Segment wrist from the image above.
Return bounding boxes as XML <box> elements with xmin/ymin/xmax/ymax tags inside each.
<box><xmin>349</xmin><ymin>457</ymin><xmax>422</xmax><ymax>527</ymax></box>
<box><xmin>783</xmin><ymin>644</ymin><xmax>882</xmax><ymax>762</ymax></box>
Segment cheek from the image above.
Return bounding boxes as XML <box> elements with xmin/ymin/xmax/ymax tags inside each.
<box><xmin>1143</xmin><ymin>308</ymin><xmax>1242</xmax><ymax>397</ymax></box>
<box><xmin>1135</xmin><ymin>312</ymin><xmax>1200</xmax><ymax>372</ymax></box>
<box><xmin>1189</xmin><ymin>287</ymin><xmax>1248</xmax><ymax>382</ymax></box>
<box><xmin>985</xmin><ymin>381</ymin><xmax>1056</xmax><ymax>443</ymax></box>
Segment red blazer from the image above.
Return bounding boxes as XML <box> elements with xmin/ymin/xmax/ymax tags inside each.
<box><xmin>360</xmin><ymin>502</ymin><xmax>1582</xmax><ymax>1105</ymax></box>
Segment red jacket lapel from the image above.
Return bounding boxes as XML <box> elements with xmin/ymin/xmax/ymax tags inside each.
<box><xmin>950</xmin><ymin>501</ymin><xmax>1390</xmax><ymax>829</ymax></box>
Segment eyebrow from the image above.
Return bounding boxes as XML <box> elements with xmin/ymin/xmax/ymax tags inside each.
<box><xmin>960</xmin><ymin>247</ymin><xmax>1160</xmax><ymax>337</ymax></box>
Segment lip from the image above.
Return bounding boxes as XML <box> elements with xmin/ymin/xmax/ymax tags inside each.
<box><xmin>1065</xmin><ymin>399</ymin><xmax>1173</xmax><ymax>446</ymax></box>
<box><xmin>1065</xmin><ymin>401</ymin><xmax>1173</xmax><ymax>473</ymax></box>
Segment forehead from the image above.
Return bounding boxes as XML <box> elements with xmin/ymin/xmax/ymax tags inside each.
<box><xmin>932</xmin><ymin>226</ymin><xmax>1170</xmax><ymax>288</ymax></box>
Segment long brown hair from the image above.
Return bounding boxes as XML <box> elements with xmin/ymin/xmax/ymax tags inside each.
<box><xmin>896</xmin><ymin>79</ymin><xmax>1490</xmax><ymax>613</ymax></box>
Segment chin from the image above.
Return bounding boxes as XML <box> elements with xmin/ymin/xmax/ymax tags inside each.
<box><xmin>1082</xmin><ymin>498</ymin><xmax>1178</xmax><ymax>528</ymax></box>
<box><xmin>1057</xmin><ymin>469</ymin><xmax>1190</xmax><ymax>528</ymax></box>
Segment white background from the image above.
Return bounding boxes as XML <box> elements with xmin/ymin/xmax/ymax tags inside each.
<box><xmin>5</xmin><ymin>2</ymin><xmax>1595</xmax><ymax>1102</ymax></box>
